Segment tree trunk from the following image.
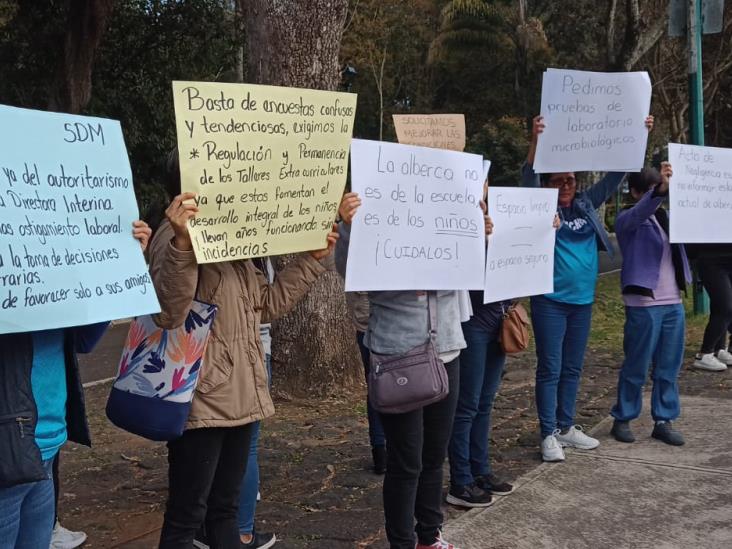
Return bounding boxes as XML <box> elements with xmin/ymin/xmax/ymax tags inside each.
<box><xmin>48</xmin><ymin>0</ymin><xmax>114</xmax><ymax>114</ymax></box>
<box><xmin>244</xmin><ymin>0</ymin><xmax>362</xmax><ymax>396</ymax></box>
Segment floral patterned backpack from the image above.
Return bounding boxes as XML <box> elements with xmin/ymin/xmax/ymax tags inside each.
<box><xmin>106</xmin><ymin>300</ymin><xmax>218</xmax><ymax>441</ymax></box>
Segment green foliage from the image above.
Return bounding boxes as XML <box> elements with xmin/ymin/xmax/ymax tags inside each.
<box><xmin>466</xmin><ymin>117</ymin><xmax>527</xmax><ymax>186</ymax></box>
<box><xmin>0</xmin><ymin>0</ymin><xmax>240</xmax><ymax>213</ymax></box>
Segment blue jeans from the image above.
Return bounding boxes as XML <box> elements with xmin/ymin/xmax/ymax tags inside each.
<box><xmin>531</xmin><ymin>295</ymin><xmax>593</xmax><ymax>438</ymax></box>
<box><xmin>448</xmin><ymin>320</ymin><xmax>506</xmax><ymax>487</ymax></box>
<box><xmin>357</xmin><ymin>331</ymin><xmax>386</xmax><ymax>448</ymax></box>
<box><xmin>612</xmin><ymin>304</ymin><xmax>685</xmax><ymax>422</ymax></box>
<box><xmin>0</xmin><ymin>458</ymin><xmax>55</xmax><ymax>549</ymax></box>
<box><xmin>237</xmin><ymin>354</ymin><xmax>272</xmax><ymax>535</ymax></box>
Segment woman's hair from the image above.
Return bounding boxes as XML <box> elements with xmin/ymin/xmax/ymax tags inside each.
<box><xmin>627</xmin><ymin>167</ymin><xmax>661</xmax><ymax>195</ymax></box>
<box><xmin>146</xmin><ymin>148</ymin><xmax>182</xmax><ymax>234</ymax></box>
<box><xmin>165</xmin><ymin>148</ymin><xmax>182</xmax><ymax>198</ymax></box>
<box><xmin>540</xmin><ymin>172</ymin><xmax>552</xmax><ymax>185</ymax></box>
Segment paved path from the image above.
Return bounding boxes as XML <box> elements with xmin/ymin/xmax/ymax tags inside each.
<box><xmin>444</xmin><ymin>395</ymin><xmax>732</xmax><ymax>549</ymax></box>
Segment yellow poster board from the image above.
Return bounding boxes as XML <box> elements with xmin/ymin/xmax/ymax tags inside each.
<box><xmin>172</xmin><ymin>81</ymin><xmax>356</xmax><ymax>263</ymax></box>
<box><xmin>392</xmin><ymin>114</ymin><xmax>465</xmax><ymax>151</ymax></box>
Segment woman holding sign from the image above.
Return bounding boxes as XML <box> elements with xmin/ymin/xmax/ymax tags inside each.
<box><xmin>523</xmin><ymin>114</ymin><xmax>653</xmax><ymax>462</ymax></box>
<box><xmin>0</xmin><ymin>222</ymin><xmax>151</xmax><ymax>549</ymax></box>
<box><xmin>148</xmin><ymin>158</ymin><xmax>339</xmax><ymax>549</ymax></box>
<box><xmin>335</xmin><ymin>193</ymin><xmax>493</xmax><ymax>549</ymax></box>
<box><xmin>610</xmin><ymin>163</ymin><xmax>690</xmax><ymax>446</ymax></box>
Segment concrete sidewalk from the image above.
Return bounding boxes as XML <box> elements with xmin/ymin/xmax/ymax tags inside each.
<box><xmin>444</xmin><ymin>395</ymin><xmax>732</xmax><ymax>549</ymax></box>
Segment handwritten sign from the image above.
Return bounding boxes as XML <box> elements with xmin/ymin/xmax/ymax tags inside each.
<box><xmin>393</xmin><ymin>114</ymin><xmax>466</xmax><ymax>151</ymax></box>
<box><xmin>346</xmin><ymin>139</ymin><xmax>485</xmax><ymax>291</ymax></box>
<box><xmin>534</xmin><ymin>69</ymin><xmax>651</xmax><ymax>173</ymax></box>
<box><xmin>172</xmin><ymin>81</ymin><xmax>356</xmax><ymax>263</ymax></box>
<box><xmin>668</xmin><ymin>143</ymin><xmax>732</xmax><ymax>243</ymax></box>
<box><xmin>0</xmin><ymin>105</ymin><xmax>160</xmax><ymax>334</ymax></box>
<box><xmin>484</xmin><ymin>187</ymin><xmax>558</xmax><ymax>303</ymax></box>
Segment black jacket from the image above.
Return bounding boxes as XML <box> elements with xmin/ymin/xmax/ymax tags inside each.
<box><xmin>0</xmin><ymin>323</ymin><xmax>107</xmax><ymax>488</ymax></box>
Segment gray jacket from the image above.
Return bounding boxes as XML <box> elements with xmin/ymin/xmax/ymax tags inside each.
<box><xmin>335</xmin><ymin>223</ymin><xmax>466</xmax><ymax>356</ymax></box>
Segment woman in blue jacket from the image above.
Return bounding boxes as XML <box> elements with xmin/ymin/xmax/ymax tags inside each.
<box><xmin>0</xmin><ymin>222</ymin><xmax>151</xmax><ymax>549</ymax></box>
<box><xmin>523</xmin><ymin>115</ymin><xmax>653</xmax><ymax>462</ymax></box>
<box><xmin>610</xmin><ymin>163</ymin><xmax>690</xmax><ymax>445</ymax></box>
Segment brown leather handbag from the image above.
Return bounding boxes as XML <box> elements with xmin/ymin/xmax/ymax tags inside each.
<box><xmin>499</xmin><ymin>302</ymin><xmax>531</xmax><ymax>354</ymax></box>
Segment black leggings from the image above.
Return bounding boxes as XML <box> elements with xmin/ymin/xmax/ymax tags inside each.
<box><xmin>159</xmin><ymin>424</ymin><xmax>253</xmax><ymax>549</ymax></box>
<box><xmin>699</xmin><ymin>260</ymin><xmax>732</xmax><ymax>353</ymax></box>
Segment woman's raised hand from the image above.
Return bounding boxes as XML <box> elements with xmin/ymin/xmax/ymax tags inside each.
<box><xmin>132</xmin><ymin>220</ymin><xmax>152</xmax><ymax>252</ymax></box>
<box><xmin>166</xmin><ymin>192</ymin><xmax>199</xmax><ymax>251</ymax></box>
<box><xmin>645</xmin><ymin>115</ymin><xmax>654</xmax><ymax>131</ymax></box>
<box><xmin>310</xmin><ymin>223</ymin><xmax>340</xmax><ymax>261</ymax></box>
<box><xmin>338</xmin><ymin>192</ymin><xmax>362</xmax><ymax>225</ymax></box>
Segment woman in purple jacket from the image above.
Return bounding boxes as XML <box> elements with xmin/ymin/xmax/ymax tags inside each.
<box><xmin>610</xmin><ymin>162</ymin><xmax>690</xmax><ymax>446</ymax></box>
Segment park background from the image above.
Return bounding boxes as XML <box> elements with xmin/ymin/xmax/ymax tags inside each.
<box><xmin>1</xmin><ymin>1</ymin><xmax>731</xmax><ymax>546</ymax></box>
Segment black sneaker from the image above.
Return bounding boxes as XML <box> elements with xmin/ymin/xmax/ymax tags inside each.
<box><xmin>652</xmin><ymin>421</ymin><xmax>685</xmax><ymax>446</ymax></box>
<box><xmin>242</xmin><ymin>532</ymin><xmax>277</xmax><ymax>549</ymax></box>
<box><xmin>611</xmin><ymin>420</ymin><xmax>635</xmax><ymax>443</ymax></box>
<box><xmin>372</xmin><ymin>445</ymin><xmax>387</xmax><ymax>474</ymax></box>
<box><xmin>193</xmin><ymin>529</ymin><xmax>209</xmax><ymax>549</ymax></box>
<box><xmin>475</xmin><ymin>473</ymin><xmax>514</xmax><ymax>496</ymax></box>
<box><xmin>446</xmin><ymin>483</ymin><xmax>494</xmax><ymax>508</ymax></box>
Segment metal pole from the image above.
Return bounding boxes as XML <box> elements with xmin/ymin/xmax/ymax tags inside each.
<box><xmin>689</xmin><ymin>0</ymin><xmax>710</xmax><ymax>314</ymax></box>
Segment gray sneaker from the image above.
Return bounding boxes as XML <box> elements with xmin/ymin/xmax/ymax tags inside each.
<box><xmin>652</xmin><ymin>421</ymin><xmax>685</xmax><ymax>446</ymax></box>
<box><xmin>610</xmin><ymin>420</ymin><xmax>635</xmax><ymax>443</ymax></box>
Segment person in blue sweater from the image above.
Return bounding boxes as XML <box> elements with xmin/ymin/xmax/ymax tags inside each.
<box><xmin>610</xmin><ymin>162</ymin><xmax>690</xmax><ymax>446</ymax></box>
<box><xmin>523</xmin><ymin>114</ymin><xmax>653</xmax><ymax>462</ymax></box>
<box><xmin>0</xmin><ymin>221</ymin><xmax>151</xmax><ymax>549</ymax></box>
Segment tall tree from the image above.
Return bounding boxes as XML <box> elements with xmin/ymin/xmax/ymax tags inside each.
<box><xmin>244</xmin><ymin>0</ymin><xmax>362</xmax><ymax>395</ymax></box>
<box><xmin>48</xmin><ymin>0</ymin><xmax>114</xmax><ymax>113</ymax></box>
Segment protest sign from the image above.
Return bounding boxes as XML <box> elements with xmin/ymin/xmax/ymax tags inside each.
<box><xmin>484</xmin><ymin>187</ymin><xmax>557</xmax><ymax>303</ymax></box>
<box><xmin>0</xmin><ymin>105</ymin><xmax>160</xmax><ymax>334</ymax></box>
<box><xmin>172</xmin><ymin>81</ymin><xmax>356</xmax><ymax>263</ymax></box>
<box><xmin>534</xmin><ymin>69</ymin><xmax>651</xmax><ymax>173</ymax></box>
<box><xmin>668</xmin><ymin>143</ymin><xmax>732</xmax><ymax>243</ymax></box>
<box><xmin>393</xmin><ymin>114</ymin><xmax>466</xmax><ymax>151</ymax></box>
<box><xmin>345</xmin><ymin>139</ymin><xmax>485</xmax><ymax>291</ymax></box>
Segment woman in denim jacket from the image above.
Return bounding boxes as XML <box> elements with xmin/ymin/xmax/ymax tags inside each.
<box><xmin>523</xmin><ymin>115</ymin><xmax>653</xmax><ymax>462</ymax></box>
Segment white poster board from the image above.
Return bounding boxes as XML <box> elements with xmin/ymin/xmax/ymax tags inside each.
<box><xmin>0</xmin><ymin>105</ymin><xmax>160</xmax><ymax>334</ymax></box>
<box><xmin>668</xmin><ymin>142</ymin><xmax>732</xmax><ymax>243</ymax></box>
<box><xmin>484</xmin><ymin>187</ymin><xmax>558</xmax><ymax>303</ymax></box>
<box><xmin>534</xmin><ymin>69</ymin><xmax>651</xmax><ymax>173</ymax></box>
<box><xmin>346</xmin><ymin>139</ymin><xmax>485</xmax><ymax>291</ymax></box>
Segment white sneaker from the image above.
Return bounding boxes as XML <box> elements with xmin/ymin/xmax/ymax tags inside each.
<box><xmin>693</xmin><ymin>353</ymin><xmax>727</xmax><ymax>372</ymax></box>
<box><xmin>50</xmin><ymin>521</ymin><xmax>87</xmax><ymax>549</ymax></box>
<box><xmin>715</xmin><ymin>349</ymin><xmax>732</xmax><ymax>366</ymax></box>
<box><xmin>555</xmin><ymin>425</ymin><xmax>600</xmax><ymax>450</ymax></box>
<box><xmin>541</xmin><ymin>431</ymin><xmax>566</xmax><ymax>462</ymax></box>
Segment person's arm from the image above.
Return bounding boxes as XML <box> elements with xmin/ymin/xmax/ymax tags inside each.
<box><xmin>73</xmin><ymin>322</ymin><xmax>110</xmax><ymax>353</ymax></box>
<box><xmin>583</xmin><ymin>171</ymin><xmax>627</xmax><ymax>209</ymax></box>
<box><xmin>615</xmin><ymin>190</ymin><xmax>664</xmax><ymax>236</ymax></box>
<box><xmin>259</xmin><ymin>226</ymin><xmax>338</xmax><ymax>322</ymax></box>
<box><xmin>615</xmin><ymin>161</ymin><xmax>672</xmax><ymax>236</ymax></box>
<box><xmin>333</xmin><ymin>192</ymin><xmax>361</xmax><ymax>278</ymax></box>
<box><xmin>334</xmin><ymin>221</ymin><xmax>351</xmax><ymax>279</ymax></box>
<box><xmin>521</xmin><ymin>116</ymin><xmax>544</xmax><ymax>188</ymax></box>
<box><xmin>148</xmin><ymin>194</ymin><xmax>200</xmax><ymax>330</ymax></box>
